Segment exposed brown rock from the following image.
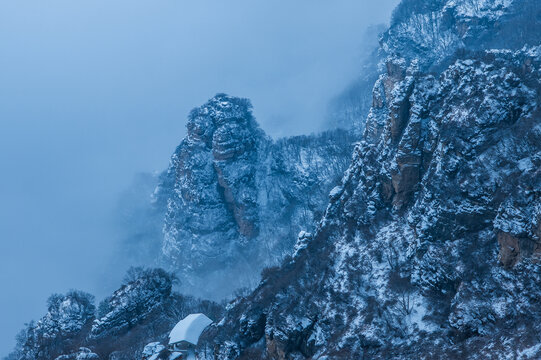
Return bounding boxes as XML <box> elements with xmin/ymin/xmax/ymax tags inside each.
<box><xmin>498</xmin><ymin>231</ymin><xmax>540</xmax><ymax>267</ymax></box>
<box><xmin>497</xmin><ymin>231</ymin><xmax>521</xmax><ymax>267</ymax></box>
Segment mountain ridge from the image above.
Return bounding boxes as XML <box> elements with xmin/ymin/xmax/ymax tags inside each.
<box><xmin>194</xmin><ymin>0</ymin><xmax>541</xmax><ymax>358</ymax></box>
<box><xmin>6</xmin><ymin>0</ymin><xmax>541</xmax><ymax>359</ymax></box>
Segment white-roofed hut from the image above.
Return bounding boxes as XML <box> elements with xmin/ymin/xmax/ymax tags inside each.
<box><xmin>168</xmin><ymin>313</ymin><xmax>213</xmax><ymax>359</ymax></box>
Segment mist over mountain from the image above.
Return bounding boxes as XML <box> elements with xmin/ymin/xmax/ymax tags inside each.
<box><xmin>0</xmin><ymin>1</ymin><xmax>399</xmax><ymax>356</ymax></box>
<box><xmin>3</xmin><ymin>0</ymin><xmax>541</xmax><ymax>359</ymax></box>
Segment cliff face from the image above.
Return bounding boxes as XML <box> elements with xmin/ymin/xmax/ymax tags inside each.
<box><xmin>154</xmin><ymin>94</ymin><xmax>355</xmax><ymax>299</ymax></box>
<box><xmin>200</xmin><ymin>1</ymin><xmax>541</xmax><ymax>358</ymax></box>
<box><xmin>383</xmin><ymin>0</ymin><xmax>538</xmax><ymax>69</ymax></box>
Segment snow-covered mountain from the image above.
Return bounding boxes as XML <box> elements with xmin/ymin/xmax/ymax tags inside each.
<box><xmin>195</xmin><ymin>0</ymin><xmax>541</xmax><ymax>358</ymax></box>
<box><xmin>153</xmin><ymin>94</ymin><xmax>355</xmax><ymax>299</ymax></box>
<box><xmin>6</xmin><ymin>0</ymin><xmax>541</xmax><ymax>359</ymax></box>
<box><xmin>6</xmin><ymin>77</ymin><xmax>355</xmax><ymax>360</ymax></box>
<box><xmin>6</xmin><ymin>268</ymin><xmax>222</xmax><ymax>360</ymax></box>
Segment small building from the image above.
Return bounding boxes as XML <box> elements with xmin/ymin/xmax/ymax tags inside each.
<box><xmin>168</xmin><ymin>313</ymin><xmax>213</xmax><ymax>359</ymax></box>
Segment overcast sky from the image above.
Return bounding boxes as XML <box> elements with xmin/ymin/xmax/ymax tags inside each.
<box><xmin>0</xmin><ymin>0</ymin><xmax>399</xmax><ymax>356</ymax></box>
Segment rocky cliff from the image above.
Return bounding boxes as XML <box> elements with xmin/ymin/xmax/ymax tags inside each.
<box><xmin>154</xmin><ymin>94</ymin><xmax>355</xmax><ymax>299</ymax></box>
<box><xmin>6</xmin><ymin>268</ymin><xmax>222</xmax><ymax>360</ymax></box>
<box><xmin>198</xmin><ymin>0</ymin><xmax>541</xmax><ymax>358</ymax></box>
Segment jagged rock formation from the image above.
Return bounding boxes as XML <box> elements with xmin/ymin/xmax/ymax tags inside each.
<box><xmin>90</xmin><ymin>268</ymin><xmax>174</xmax><ymax>340</ymax></box>
<box><xmin>5</xmin><ymin>291</ymin><xmax>95</xmax><ymax>360</ymax></box>
<box><xmin>6</xmin><ymin>269</ymin><xmax>222</xmax><ymax>360</ymax></box>
<box><xmin>141</xmin><ymin>342</ymin><xmax>166</xmax><ymax>360</ymax></box>
<box><xmin>55</xmin><ymin>348</ymin><xmax>99</xmax><ymax>360</ymax></box>
<box><xmin>154</xmin><ymin>94</ymin><xmax>355</xmax><ymax>299</ymax></box>
<box><xmin>198</xmin><ymin>1</ymin><xmax>541</xmax><ymax>358</ymax></box>
<box><xmin>383</xmin><ymin>0</ymin><xmax>538</xmax><ymax>68</ymax></box>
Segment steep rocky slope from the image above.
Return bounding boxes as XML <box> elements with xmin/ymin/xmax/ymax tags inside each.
<box><xmin>154</xmin><ymin>94</ymin><xmax>355</xmax><ymax>299</ymax></box>
<box><xmin>6</xmin><ymin>268</ymin><xmax>222</xmax><ymax>360</ymax></box>
<box><xmin>197</xmin><ymin>1</ymin><xmax>541</xmax><ymax>358</ymax></box>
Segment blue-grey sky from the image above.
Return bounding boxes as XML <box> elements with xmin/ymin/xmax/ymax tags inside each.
<box><xmin>0</xmin><ymin>0</ymin><xmax>398</xmax><ymax>356</ymax></box>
